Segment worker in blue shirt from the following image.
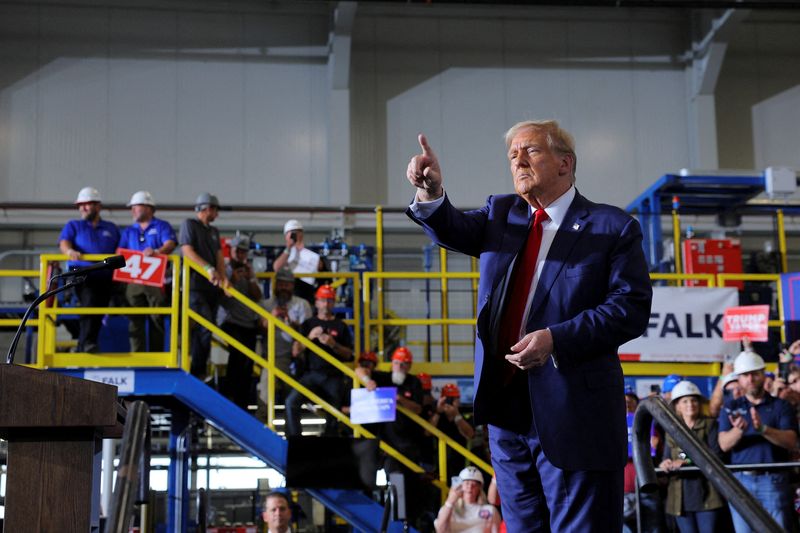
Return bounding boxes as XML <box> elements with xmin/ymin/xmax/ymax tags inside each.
<box><xmin>718</xmin><ymin>349</ymin><xmax>798</xmax><ymax>532</ymax></box>
<box><xmin>58</xmin><ymin>187</ymin><xmax>120</xmax><ymax>353</ymax></box>
<box><xmin>119</xmin><ymin>191</ymin><xmax>177</xmax><ymax>353</ymax></box>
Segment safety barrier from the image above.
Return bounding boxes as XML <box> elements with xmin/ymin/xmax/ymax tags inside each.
<box><xmin>33</xmin><ymin>254</ymin><xmax>181</xmax><ymax>369</ymax></box>
<box><xmin>0</xmin><ymin>267</ymin><xmax>40</xmax><ymax>361</ymax></box>
<box><xmin>181</xmin><ymin>259</ymin><xmax>492</xmax><ymax>499</ymax></box>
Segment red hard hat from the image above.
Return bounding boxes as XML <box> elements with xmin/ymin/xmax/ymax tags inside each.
<box><xmin>441</xmin><ymin>383</ymin><xmax>460</xmax><ymax>398</ymax></box>
<box><xmin>417</xmin><ymin>372</ymin><xmax>432</xmax><ymax>391</ymax></box>
<box><xmin>315</xmin><ymin>284</ymin><xmax>336</xmax><ymax>300</ymax></box>
<box><xmin>359</xmin><ymin>351</ymin><xmax>378</xmax><ymax>364</ymax></box>
<box><xmin>391</xmin><ymin>346</ymin><xmax>413</xmax><ymax>364</ymax></box>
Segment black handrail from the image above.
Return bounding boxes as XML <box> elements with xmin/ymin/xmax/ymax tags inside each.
<box><xmin>106</xmin><ymin>400</ymin><xmax>151</xmax><ymax>533</ymax></box>
<box><xmin>632</xmin><ymin>396</ymin><xmax>783</xmax><ymax>533</ymax></box>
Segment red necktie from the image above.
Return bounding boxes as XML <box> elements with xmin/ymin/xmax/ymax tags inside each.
<box><xmin>498</xmin><ymin>209</ymin><xmax>549</xmax><ymax>373</ymax></box>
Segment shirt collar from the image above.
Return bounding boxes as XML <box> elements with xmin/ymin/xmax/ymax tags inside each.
<box><xmin>530</xmin><ymin>185</ymin><xmax>575</xmax><ymax>228</ymax></box>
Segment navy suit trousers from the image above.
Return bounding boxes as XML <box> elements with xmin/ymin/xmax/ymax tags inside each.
<box><xmin>489</xmin><ymin>422</ymin><xmax>623</xmax><ymax>532</ymax></box>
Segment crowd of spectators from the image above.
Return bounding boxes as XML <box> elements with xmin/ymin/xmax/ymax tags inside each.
<box><xmin>60</xmin><ymin>185</ymin><xmax>800</xmax><ymax>533</ymax></box>
<box><xmin>624</xmin><ymin>346</ymin><xmax>800</xmax><ymax>533</ymax></box>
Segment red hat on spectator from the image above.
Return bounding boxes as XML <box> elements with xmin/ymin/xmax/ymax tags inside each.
<box><xmin>315</xmin><ymin>284</ymin><xmax>336</xmax><ymax>300</ymax></box>
<box><xmin>418</xmin><ymin>372</ymin><xmax>432</xmax><ymax>391</ymax></box>
<box><xmin>359</xmin><ymin>351</ymin><xmax>378</xmax><ymax>364</ymax></box>
<box><xmin>441</xmin><ymin>383</ymin><xmax>460</xmax><ymax>398</ymax></box>
<box><xmin>391</xmin><ymin>346</ymin><xmax>413</xmax><ymax>364</ymax></box>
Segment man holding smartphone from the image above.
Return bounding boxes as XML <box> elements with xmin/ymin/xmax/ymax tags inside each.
<box><xmin>272</xmin><ymin>219</ymin><xmax>323</xmax><ymax>305</ymax></box>
<box><xmin>718</xmin><ymin>349</ymin><xmax>797</xmax><ymax>532</ymax></box>
<box><xmin>430</xmin><ymin>383</ymin><xmax>474</xmax><ymax>479</ymax></box>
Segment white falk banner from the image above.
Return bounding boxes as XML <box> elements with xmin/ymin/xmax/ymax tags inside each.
<box><xmin>619</xmin><ymin>287</ymin><xmax>739</xmax><ymax>362</ymax></box>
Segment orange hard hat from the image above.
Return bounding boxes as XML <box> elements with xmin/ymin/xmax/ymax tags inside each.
<box><xmin>359</xmin><ymin>351</ymin><xmax>378</xmax><ymax>364</ymax></box>
<box><xmin>391</xmin><ymin>346</ymin><xmax>413</xmax><ymax>364</ymax></box>
<box><xmin>441</xmin><ymin>383</ymin><xmax>460</xmax><ymax>398</ymax></box>
<box><xmin>417</xmin><ymin>372</ymin><xmax>432</xmax><ymax>391</ymax></box>
<box><xmin>315</xmin><ymin>284</ymin><xmax>336</xmax><ymax>300</ymax></box>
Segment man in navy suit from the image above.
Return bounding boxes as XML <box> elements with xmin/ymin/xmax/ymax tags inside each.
<box><xmin>405</xmin><ymin>120</ymin><xmax>652</xmax><ymax>531</ymax></box>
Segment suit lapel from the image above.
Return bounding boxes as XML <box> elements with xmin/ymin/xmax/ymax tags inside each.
<box><xmin>483</xmin><ymin>197</ymin><xmax>531</xmax><ymax>346</ymax></box>
<box><xmin>527</xmin><ymin>193</ymin><xmax>590</xmax><ymax>320</ymax></box>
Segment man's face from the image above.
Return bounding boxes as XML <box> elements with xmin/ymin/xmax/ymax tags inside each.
<box><xmin>262</xmin><ymin>496</ymin><xmax>291</xmax><ymax>531</ymax></box>
<box><xmin>199</xmin><ymin>205</ymin><xmax>218</xmax><ymax>223</ymax></box>
<box><xmin>78</xmin><ymin>201</ymin><xmax>101</xmax><ymax>222</ymax></box>
<box><xmin>391</xmin><ymin>359</ymin><xmax>410</xmax><ymax>376</ymax></box>
<box><xmin>738</xmin><ymin>370</ymin><xmax>766</xmax><ymax>396</ymax></box>
<box><xmin>130</xmin><ymin>204</ymin><xmax>153</xmax><ymax>224</ymax></box>
<box><xmin>275</xmin><ymin>280</ymin><xmax>294</xmax><ymax>300</ymax></box>
<box><xmin>315</xmin><ymin>297</ymin><xmax>334</xmax><ymax>315</ymax></box>
<box><xmin>234</xmin><ymin>248</ymin><xmax>248</xmax><ymax>263</ymax></box>
<box><xmin>507</xmin><ymin>128</ymin><xmax>571</xmax><ymax>201</ymax></box>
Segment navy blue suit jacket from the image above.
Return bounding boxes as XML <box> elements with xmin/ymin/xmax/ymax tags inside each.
<box><xmin>407</xmin><ymin>191</ymin><xmax>652</xmax><ymax>471</ymax></box>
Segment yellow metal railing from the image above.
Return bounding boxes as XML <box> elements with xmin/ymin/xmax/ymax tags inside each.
<box><xmin>35</xmin><ymin>254</ymin><xmax>182</xmax><ymax>369</ymax></box>
<box><xmin>363</xmin><ymin>271</ymin><xmax>480</xmax><ymax>362</ymax></box>
<box><xmin>254</xmin><ymin>271</ymin><xmax>362</xmax><ymax>358</ymax></box>
<box><xmin>181</xmin><ymin>259</ymin><xmax>491</xmax><ymax>497</ymax></box>
<box><xmin>0</xmin><ymin>268</ymin><xmax>39</xmax><ymax>329</ymax></box>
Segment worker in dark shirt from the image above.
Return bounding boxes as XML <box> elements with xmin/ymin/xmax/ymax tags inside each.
<box><xmin>430</xmin><ymin>383</ymin><xmax>475</xmax><ymax>479</ymax></box>
<box><xmin>285</xmin><ymin>284</ymin><xmax>353</xmax><ymax>436</ymax></box>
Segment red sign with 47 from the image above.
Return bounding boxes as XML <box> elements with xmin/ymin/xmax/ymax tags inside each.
<box><xmin>113</xmin><ymin>248</ymin><xmax>167</xmax><ymax>288</ymax></box>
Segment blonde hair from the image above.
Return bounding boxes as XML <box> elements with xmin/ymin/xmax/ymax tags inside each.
<box><xmin>504</xmin><ymin>120</ymin><xmax>577</xmax><ymax>180</ymax></box>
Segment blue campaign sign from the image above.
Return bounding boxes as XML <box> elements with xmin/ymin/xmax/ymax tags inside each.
<box><xmin>350</xmin><ymin>387</ymin><xmax>397</xmax><ymax>425</ymax></box>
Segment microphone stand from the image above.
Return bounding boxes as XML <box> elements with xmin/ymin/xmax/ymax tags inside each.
<box><xmin>5</xmin><ymin>275</ymin><xmax>87</xmax><ymax>365</ymax></box>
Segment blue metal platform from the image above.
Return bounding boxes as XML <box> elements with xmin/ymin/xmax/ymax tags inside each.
<box><xmin>55</xmin><ymin>367</ymin><xmax>412</xmax><ymax>533</ymax></box>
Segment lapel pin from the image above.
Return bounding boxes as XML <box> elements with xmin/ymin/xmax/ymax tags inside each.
<box><xmin>572</xmin><ymin>223</ymin><xmax>581</xmax><ymax>230</ymax></box>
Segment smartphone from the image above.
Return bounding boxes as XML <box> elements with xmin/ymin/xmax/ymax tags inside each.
<box><xmin>446</xmin><ymin>397</ymin><xmax>455</xmax><ymax>405</ymax></box>
<box><xmin>451</xmin><ymin>476</ymin><xmax>461</xmax><ymax>488</ymax></box>
<box><xmin>650</xmin><ymin>384</ymin><xmax>661</xmax><ymax>394</ymax></box>
<box><xmin>290</xmin><ymin>231</ymin><xmax>298</xmax><ymax>243</ymax></box>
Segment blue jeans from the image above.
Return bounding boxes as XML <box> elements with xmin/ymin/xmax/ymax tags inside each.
<box><xmin>730</xmin><ymin>471</ymin><xmax>792</xmax><ymax>533</ymax></box>
<box><xmin>674</xmin><ymin>509</ymin><xmax>720</xmax><ymax>533</ymax></box>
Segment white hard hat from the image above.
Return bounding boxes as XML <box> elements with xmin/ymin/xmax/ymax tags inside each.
<box><xmin>75</xmin><ymin>186</ymin><xmax>101</xmax><ymax>204</ymax></box>
<box><xmin>283</xmin><ymin>219</ymin><xmax>304</xmax><ymax>234</ymax></box>
<box><xmin>458</xmin><ymin>466</ymin><xmax>483</xmax><ymax>484</ymax></box>
<box><xmin>721</xmin><ymin>373</ymin><xmax>739</xmax><ymax>388</ymax></box>
<box><xmin>670</xmin><ymin>380</ymin><xmax>702</xmax><ymax>402</ymax></box>
<box><xmin>733</xmin><ymin>350</ymin><xmax>766</xmax><ymax>375</ymax></box>
<box><xmin>127</xmin><ymin>190</ymin><xmax>155</xmax><ymax>207</ymax></box>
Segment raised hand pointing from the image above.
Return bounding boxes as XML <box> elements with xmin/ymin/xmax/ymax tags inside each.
<box><xmin>406</xmin><ymin>133</ymin><xmax>443</xmax><ymax>202</ymax></box>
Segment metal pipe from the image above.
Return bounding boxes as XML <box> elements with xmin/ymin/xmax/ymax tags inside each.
<box><xmin>671</xmin><ymin>208</ymin><xmax>682</xmax><ymax>275</ymax></box>
<box><xmin>777</xmin><ymin>209</ymin><xmax>788</xmax><ymax>273</ymax></box>
<box><xmin>376</xmin><ymin>206</ymin><xmax>385</xmax><ymax>358</ymax></box>
<box><xmin>632</xmin><ymin>397</ymin><xmax>782</xmax><ymax>532</ymax></box>
<box><xmin>101</xmin><ymin>439</ymin><xmax>116</xmax><ymax>516</ymax></box>
<box><xmin>106</xmin><ymin>401</ymin><xmax>151</xmax><ymax>533</ymax></box>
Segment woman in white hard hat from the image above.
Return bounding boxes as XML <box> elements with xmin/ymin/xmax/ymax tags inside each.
<box><xmin>434</xmin><ymin>466</ymin><xmax>500</xmax><ymax>533</ymax></box>
<box><xmin>658</xmin><ymin>380</ymin><xmax>724</xmax><ymax>532</ymax></box>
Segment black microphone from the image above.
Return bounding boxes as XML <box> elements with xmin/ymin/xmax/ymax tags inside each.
<box><xmin>59</xmin><ymin>255</ymin><xmax>127</xmax><ymax>278</ymax></box>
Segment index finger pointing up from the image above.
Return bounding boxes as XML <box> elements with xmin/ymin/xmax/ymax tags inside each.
<box><xmin>418</xmin><ymin>133</ymin><xmax>434</xmax><ymax>156</ymax></box>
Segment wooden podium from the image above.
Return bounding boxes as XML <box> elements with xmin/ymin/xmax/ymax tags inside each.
<box><xmin>0</xmin><ymin>365</ymin><xmax>123</xmax><ymax>532</ymax></box>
